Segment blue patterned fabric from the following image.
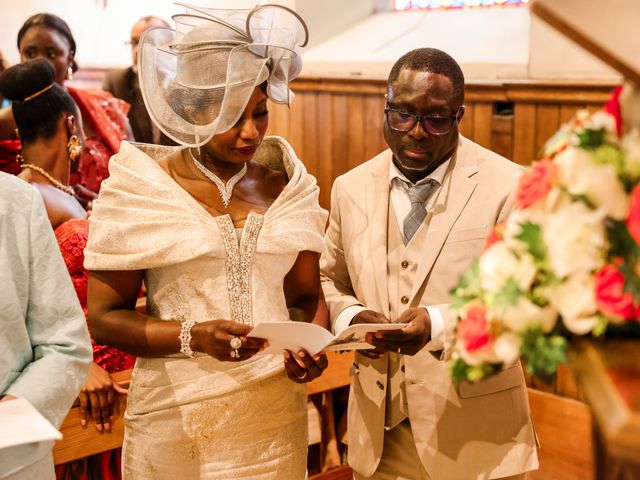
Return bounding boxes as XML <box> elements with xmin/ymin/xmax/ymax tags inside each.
<box><xmin>0</xmin><ymin>173</ymin><xmax>92</xmax><ymax>479</ymax></box>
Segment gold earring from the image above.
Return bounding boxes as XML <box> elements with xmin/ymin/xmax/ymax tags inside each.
<box><xmin>66</xmin><ymin>66</ymin><xmax>73</xmax><ymax>80</ymax></box>
<box><xmin>16</xmin><ymin>151</ymin><xmax>24</xmax><ymax>165</ymax></box>
<box><xmin>67</xmin><ymin>135</ymin><xmax>82</xmax><ymax>161</ymax></box>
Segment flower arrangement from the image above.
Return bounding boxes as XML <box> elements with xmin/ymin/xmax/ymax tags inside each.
<box><xmin>449</xmin><ymin>104</ymin><xmax>640</xmax><ymax>384</ymax></box>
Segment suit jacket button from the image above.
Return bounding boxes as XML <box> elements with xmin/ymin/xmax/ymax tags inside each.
<box><xmin>401</xmin><ymin>296</ymin><xmax>409</xmax><ymax>304</ymax></box>
<box><xmin>401</xmin><ymin>260</ymin><xmax>409</xmax><ymax>269</ymax></box>
<box><xmin>376</xmin><ymin>381</ymin><xmax>384</xmax><ymax>390</ymax></box>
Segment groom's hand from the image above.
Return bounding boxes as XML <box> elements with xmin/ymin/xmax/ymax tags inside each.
<box><xmin>353</xmin><ymin>310</ymin><xmax>389</xmax><ymax>359</ymax></box>
<box><xmin>368</xmin><ymin>307</ymin><xmax>431</xmax><ymax>356</ymax></box>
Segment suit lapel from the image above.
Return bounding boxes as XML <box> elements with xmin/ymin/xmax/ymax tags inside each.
<box><xmin>366</xmin><ymin>152</ymin><xmax>392</xmax><ymax>318</ymax></box>
<box><xmin>410</xmin><ymin>137</ymin><xmax>479</xmax><ymax>302</ymax></box>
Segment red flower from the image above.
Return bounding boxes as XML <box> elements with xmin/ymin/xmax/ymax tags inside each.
<box><xmin>603</xmin><ymin>85</ymin><xmax>623</xmax><ymax>137</ymax></box>
<box><xmin>457</xmin><ymin>305</ymin><xmax>492</xmax><ymax>352</ymax></box>
<box><xmin>483</xmin><ymin>225</ymin><xmax>503</xmax><ymax>252</ymax></box>
<box><xmin>594</xmin><ymin>264</ymin><xmax>636</xmax><ymax>320</ymax></box>
<box><xmin>514</xmin><ymin>158</ymin><xmax>557</xmax><ymax>210</ymax></box>
<box><xmin>627</xmin><ymin>185</ymin><xmax>640</xmax><ymax>245</ymax></box>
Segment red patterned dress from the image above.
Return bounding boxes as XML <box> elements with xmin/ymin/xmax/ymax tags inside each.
<box><xmin>54</xmin><ymin>218</ymin><xmax>135</xmax><ymax>480</ymax></box>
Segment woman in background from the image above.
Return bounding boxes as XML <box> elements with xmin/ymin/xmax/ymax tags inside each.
<box><xmin>0</xmin><ymin>13</ymin><xmax>132</xmax><ymax>194</ymax></box>
<box><xmin>0</xmin><ymin>58</ymin><xmax>135</xmax><ymax>480</ymax></box>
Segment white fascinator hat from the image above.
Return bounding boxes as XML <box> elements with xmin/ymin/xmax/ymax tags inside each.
<box><xmin>138</xmin><ymin>3</ymin><xmax>308</xmax><ymax>147</ymax></box>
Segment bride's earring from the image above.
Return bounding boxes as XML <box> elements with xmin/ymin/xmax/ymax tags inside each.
<box><xmin>66</xmin><ymin>66</ymin><xmax>73</xmax><ymax>80</ymax></box>
<box><xmin>67</xmin><ymin>134</ymin><xmax>82</xmax><ymax>162</ymax></box>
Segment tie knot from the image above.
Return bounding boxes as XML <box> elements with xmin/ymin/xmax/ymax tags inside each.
<box><xmin>406</xmin><ymin>179</ymin><xmax>436</xmax><ymax>205</ymax></box>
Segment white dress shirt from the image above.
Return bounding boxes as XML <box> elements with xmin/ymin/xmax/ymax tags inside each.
<box><xmin>333</xmin><ymin>159</ymin><xmax>450</xmax><ymax>351</ymax></box>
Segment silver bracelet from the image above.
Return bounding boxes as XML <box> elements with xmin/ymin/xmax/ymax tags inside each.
<box><xmin>179</xmin><ymin>319</ymin><xmax>197</xmax><ymax>358</ymax></box>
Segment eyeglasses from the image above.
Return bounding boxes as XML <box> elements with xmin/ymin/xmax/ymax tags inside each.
<box><xmin>384</xmin><ymin>105</ymin><xmax>461</xmax><ymax>135</ymax></box>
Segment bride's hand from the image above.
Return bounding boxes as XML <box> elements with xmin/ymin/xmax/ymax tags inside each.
<box><xmin>284</xmin><ymin>349</ymin><xmax>328</xmax><ymax>383</ymax></box>
<box><xmin>191</xmin><ymin>320</ymin><xmax>267</xmax><ymax>362</ymax></box>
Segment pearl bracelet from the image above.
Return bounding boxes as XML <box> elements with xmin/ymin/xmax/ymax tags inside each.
<box><xmin>179</xmin><ymin>319</ymin><xmax>197</xmax><ymax>358</ymax></box>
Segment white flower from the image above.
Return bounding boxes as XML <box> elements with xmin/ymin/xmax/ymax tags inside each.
<box><xmin>494</xmin><ymin>332</ymin><xmax>522</xmax><ymax>365</ymax></box>
<box><xmin>554</xmin><ymin>146</ymin><xmax>628</xmax><ymax>220</ymax></box>
<box><xmin>480</xmin><ymin>243</ymin><xmax>537</xmax><ymax>293</ymax></box>
<box><xmin>549</xmin><ymin>273</ymin><xmax>599</xmax><ymax>335</ymax></box>
<box><xmin>543</xmin><ymin>201</ymin><xmax>606</xmax><ymax>278</ymax></box>
<box><xmin>622</xmin><ymin>128</ymin><xmax>640</xmax><ymax>178</ymax></box>
<box><xmin>502</xmin><ymin>297</ymin><xmax>558</xmax><ymax>333</ymax></box>
<box><xmin>582</xmin><ymin>111</ymin><xmax>617</xmax><ymax>133</ymax></box>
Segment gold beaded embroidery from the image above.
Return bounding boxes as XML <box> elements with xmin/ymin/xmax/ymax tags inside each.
<box><xmin>216</xmin><ymin>212</ymin><xmax>264</xmax><ymax>325</ymax></box>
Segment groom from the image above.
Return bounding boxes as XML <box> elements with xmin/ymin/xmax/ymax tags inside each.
<box><xmin>320</xmin><ymin>48</ymin><xmax>538</xmax><ymax>479</ymax></box>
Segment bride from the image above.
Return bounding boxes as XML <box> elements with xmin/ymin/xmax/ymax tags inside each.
<box><xmin>85</xmin><ymin>5</ymin><xmax>328</xmax><ymax>479</ymax></box>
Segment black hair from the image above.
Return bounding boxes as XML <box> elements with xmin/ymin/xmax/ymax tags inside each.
<box><xmin>0</xmin><ymin>58</ymin><xmax>78</xmax><ymax>144</ymax></box>
<box><xmin>17</xmin><ymin>13</ymin><xmax>78</xmax><ymax>72</ymax></box>
<box><xmin>388</xmin><ymin>48</ymin><xmax>465</xmax><ymax>106</ymax></box>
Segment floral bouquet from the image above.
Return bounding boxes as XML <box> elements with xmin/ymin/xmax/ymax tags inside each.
<box><xmin>449</xmin><ymin>100</ymin><xmax>640</xmax><ymax>384</ymax></box>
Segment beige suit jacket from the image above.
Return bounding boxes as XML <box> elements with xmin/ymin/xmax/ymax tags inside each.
<box><xmin>320</xmin><ymin>136</ymin><xmax>539</xmax><ymax>479</ymax></box>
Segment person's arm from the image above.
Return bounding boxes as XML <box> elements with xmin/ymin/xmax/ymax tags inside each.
<box><xmin>88</xmin><ymin>270</ymin><xmax>267</xmax><ymax>361</ymax></box>
<box><xmin>284</xmin><ymin>250</ymin><xmax>328</xmax><ymax>328</ymax></box>
<box><xmin>282</xmin><ymin>250</ymin><xmax>329</xmax><ymax>383</ymax></box>
<box><xmin>5</xmin><ymin>189</ymin><xmax>92</xmax><ymax>427</ymax></box>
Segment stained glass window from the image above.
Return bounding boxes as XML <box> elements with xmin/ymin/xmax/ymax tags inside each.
<box><xmin>394</xmin><ymin>0</ymin><xmax>529</xmax><ymax>10</ymax></box>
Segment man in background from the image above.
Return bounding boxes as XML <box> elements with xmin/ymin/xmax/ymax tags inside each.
<box><xmin>103</xmin><ymin>16</ymin><xmax>175</xmax><ymax>145</ymax></box>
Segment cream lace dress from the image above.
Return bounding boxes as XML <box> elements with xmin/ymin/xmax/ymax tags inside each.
<box><xmin>84</xmin><ymin>137</ymin><xmax>328</xmax><ymax>479</ymax></box>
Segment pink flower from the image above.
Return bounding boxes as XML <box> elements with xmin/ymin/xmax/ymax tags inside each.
<box><xmin>457</xmin><ymin>305</ymin><xmax>492</xmax><ymax>352</ymax></box>
<box><xmin>594</xmin><ymin>264</ymin><xmax>636</xmax><ymax>320</ymax></box>
<box><xmin>515</xmin><ymin>158</ymin><xmax>557</xmax><ymax>210</ymax></box>
<box><xmin>627</xmin><ymin>185</ymin><xmax>640</xmax><ymax>245</ymax></box>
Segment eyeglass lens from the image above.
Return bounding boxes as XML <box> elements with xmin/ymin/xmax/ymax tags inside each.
<box><xmin>386</xmin><ymin>110</ymin><xmax>455</xmax><ymax>135</ymax></box>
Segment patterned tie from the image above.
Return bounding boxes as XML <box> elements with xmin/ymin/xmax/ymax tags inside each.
<box><xmin>403</xmin><ymin>179</ymin><xmax>437</xmax><ymax>245</ymax></box>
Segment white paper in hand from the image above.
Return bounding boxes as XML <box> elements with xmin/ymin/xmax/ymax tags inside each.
<box><xmin>248</xmin><ymin>322</ymin><xmax>408</xmax><ymax>356</ymax></box>
<box><xmin>0</xmin><ymin>398</ymin><xmax>62</xmax><ymax>450</ymax></box>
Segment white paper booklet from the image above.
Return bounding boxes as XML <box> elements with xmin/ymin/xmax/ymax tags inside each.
<box><xmin>248</xmin><ymin>322</ymin><xmax>408</xmax><ymax>355</ymax></box>
<box><xmin>0</xmin><ymin>397</ymin><xmax>62</xmax><ymax>450</ymax></box>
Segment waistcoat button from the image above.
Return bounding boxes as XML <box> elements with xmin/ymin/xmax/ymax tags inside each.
<box><xmin>401</xmin><ymin>296</ymin><xmax>409</xmax><ymax>304</ymax></box>
<box><xmin>401</xmin><ymin>260</ymin><xmax>409</xmax><ymax>269</ymax></box>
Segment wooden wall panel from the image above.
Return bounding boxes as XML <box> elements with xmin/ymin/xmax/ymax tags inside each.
<box><xmin>535</xmin><ymin>104</ymin><xmax>561</xmax><ymax>155</ymax></box>
<box><xmin>472</xmin><ymin>102</ymin><xmax>493</xmax><ymax>150</ymax></box>
<box><xmin>513</xmin><ymin>103</ymin><xmax>538</xmax><ymax>165</ymax></box>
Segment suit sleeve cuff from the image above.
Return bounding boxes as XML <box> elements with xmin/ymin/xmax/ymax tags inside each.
<box><xmin>422</xmin><ymin>305</ymin><xmax>444</xmax><ymax>351</ymax></box>
<box><xmin>334</xmin><ymin>305</ymin><xmax>367</xmax><ymax>335</ymax></box>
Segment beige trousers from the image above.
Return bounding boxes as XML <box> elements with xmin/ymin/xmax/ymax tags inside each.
<box><xmin>353</xmin><ymin>420</ymin><xmax>533</xmax><ymax>480</ymax></box>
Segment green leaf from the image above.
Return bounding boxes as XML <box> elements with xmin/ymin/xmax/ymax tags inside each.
<box><xmin>577</xmin><ymin>128</ymin><xmax>607</xmax><ymax>149</ymax></box>
<box><xmin>449</xmin><ymin>358</ymin><xmax>471</xmax><ymax>385</ymax></box>
<box><xmin>593</xmin><ymin>144</ymin><xmax>625</xmax><ymax>171</ymax></box>
<box><xmin>592</xmin><ymin>315</ymin><xmax>608</xmax><ymax>337</ymax></box>
<box><xmin>519</xmin><ymin>327</ymin><xmax>567</xmax><ymax>376</ymax></box>
<box><xmin>449</xmin><ymin>357</ymin><xmax>501</xmax><ymax>385</ymax></box>
<box><xmin>515</xmin><ymin>222</ymin><xmax>546</xmax><ymax>261</ymax></box>
<box><xmin>492</xmin><ymin>277</ymin><xmax>524</xmax><ymax>312</ymax></box>
<box><xmin>618</xmin><ymin>261</ymin><xmax>640</xmax><ymax>300</ymax></box>
<box><xmin>450</xmin><ymin>261</ymin><xmax>482</xmax><ymax>310</ymax></box>
<box><xmin>606</xmin><ymin>220</ymin><xmax>640</xmax><ymax>264</ymax></box>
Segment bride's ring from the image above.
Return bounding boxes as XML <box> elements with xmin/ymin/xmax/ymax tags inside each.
<box><xmin>230</xmin><ymin>337</ymin><xmax>242</xmax><ymax>349</ymax></box>
<box><xmin>297</xmin><ymin>371</ymin><xmax>308</xmax><ymax>381</ymax></box>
